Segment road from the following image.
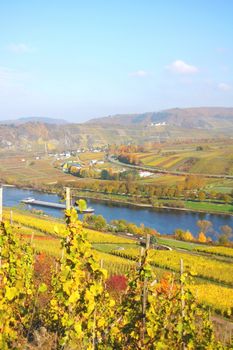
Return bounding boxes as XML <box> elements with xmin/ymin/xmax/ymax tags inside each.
<box><xmin>108</xmin><ymin>155</ymin><xmax>233</xmax><ymax>179</ymax></box>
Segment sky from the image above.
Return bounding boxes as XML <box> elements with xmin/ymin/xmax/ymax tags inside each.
<box><xmin>0</xmin><ymin>0</ymin><xmax>233</xmax><ymax>122</ymax></box>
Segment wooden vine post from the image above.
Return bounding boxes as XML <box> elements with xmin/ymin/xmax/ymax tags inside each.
<box><xmin>141</xmin><ymin>233</ymin><xmax>150</xmax><ymax>343</ymax></box>
<box><xmin>180</xmin><ymin>258</ymin><xmax>186</xmax><ymax>350</ymax></box>
<box><xmin>65</xmin><ymin>187</ymin><xmax>71</xmax><ymax>210</ymax></box>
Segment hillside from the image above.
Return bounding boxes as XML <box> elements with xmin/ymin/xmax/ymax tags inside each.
<box><xmin>0</xmin><ymin>116</ymin><xmax>68</xmax><ymax>125</ymax></box>
<box><xmin>87</xmin><ymin>107</ymin><xmax>233</xmax><ymax>129</ymax></box>
<box><xmin>1</xmin><ymin>107</ymin><xmax>233</xmax><ymax>151</ymax></box>
<box><xmin>0</xmin><ymin>122</ymin><xmax>221</xmax><ymax>152</ymax></box>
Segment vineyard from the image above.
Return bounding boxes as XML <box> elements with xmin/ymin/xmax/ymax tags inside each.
<box><xmin>3</xmin><ymin>209</ymin><xmax>132</xmax><ymax>244</ymax></box>
<box><xmin>3</xmin><ymin>209</ymin><xmax>233</xmax><ymax>316</ymax></box>
<box><xmin>194</xmin><ymin>245</ymin><xmax>233</xmax><ymax>258</ymax></box>
<box><xmin>95</xmin><ymin>251</ymin><xmax>134</xmax><ymax>276</ymax></box>
<box><xmin>1</xmin><ymin>208</ymin><xmax>233</xmax><ymax>345</ymax></box>
<box><xmin>190</xmin><ymin>284</ymin><xmax>233</xmax><ymax>317</ymax></box>
<box><xmin>135</xmin><ymin>145</ymin><xmax>233</xmax><ymax>175</ymax></box>
<box><xmin>1</xmin><ymin>208</ymin><xmax>232</xmax><ymax>349</ymax></box>
<box><xmin>112</xmin><ymin>248</ymin><xmax>233</xmax><ymax>286</ymax></box>
<box><xmin>109</xmin><ymin>246</ymin><xmax>233</xmax><ymax>318</ymax></box>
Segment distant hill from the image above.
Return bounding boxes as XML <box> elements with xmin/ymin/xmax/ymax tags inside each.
<box><xmin>0</xmin><ymin>107</ymin><xmax>233</xmax><ymax>152</ymax></box>
<box><xmin>0</xmin><ymin>116</ymin><xmax>68</xmax><ymax>125</ymax></box>
<box><xmin>87</xmin><ymin>107</ymin><xmax>233</xmax><ymax>129</ymax></box>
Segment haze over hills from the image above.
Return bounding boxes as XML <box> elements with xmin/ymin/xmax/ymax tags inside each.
<box><xmin>86</xmin><ymin>107</ymin><xmax>233</xmax><ymax>129</ymax></box>
<box><xmin>0</xmin><ymin>107</ymin><xmax>233</xmax><ymax>151</ymax></box>
<box><xmin>0</xmin><ymin>116</ymin><xmax>68</xmax><ymax>125</ymax></box>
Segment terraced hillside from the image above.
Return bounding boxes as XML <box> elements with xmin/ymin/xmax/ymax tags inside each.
<box><xmin>1</xmin><ymin>107</ymin><xmax>233</xmax><ymax>152</ymax></box>
<box><xmin>133</xmin><ymin>144</ymin><xmax>233</xmax><ymax>175</ymax></box>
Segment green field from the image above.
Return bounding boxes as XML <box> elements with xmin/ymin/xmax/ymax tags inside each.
<box><xmin>184</xmin><ymin>200</ymin><xmax>233</xmax><ymax>213</ymax></box>
<box><xmin>157</xmin><ymin>237</ymin><xmax>202</xmax><ymax>251</ymax></box>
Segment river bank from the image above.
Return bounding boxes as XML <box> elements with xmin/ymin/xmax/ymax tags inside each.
<box><xmin>76</xmin><ymin>193</ymin><xmax>233</xmax><ymax>216</ymax></box>
<box><xmin>2</xmin><ymin>186</ymin><xmax>233</xmax><ymax>235</ymax></box>
<box><xmin>3</xmin><ymin>183</ymin><xmax>233</xmax><ymax>217</ymax></box>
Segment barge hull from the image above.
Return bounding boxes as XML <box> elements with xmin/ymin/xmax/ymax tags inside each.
<box><xmin>21</xmin><ymin>199</ymin><xmax>94</xmax><ymax>213</ymax></box>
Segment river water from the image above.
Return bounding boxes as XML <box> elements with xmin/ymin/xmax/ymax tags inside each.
<box><xmin>2</xmin><ymin>187</ymin><xmax>233</xmax><ymax>237</ymax></box>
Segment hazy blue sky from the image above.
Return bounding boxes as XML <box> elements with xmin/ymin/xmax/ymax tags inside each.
<box><xmin>0</xmin><ymin>1</ymin><xmax>232</xmax><ymax>121</ymax></box>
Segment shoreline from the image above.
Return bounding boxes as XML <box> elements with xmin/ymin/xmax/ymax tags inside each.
<box><xmin>5</xmin><ymin>183</ymin><xmax>233</xmax><ymax>217</ymax></box>
<box><xmin>76</xmin><ymin>193</ymin><xmax>233</xmax><ymax>216</ymax></box>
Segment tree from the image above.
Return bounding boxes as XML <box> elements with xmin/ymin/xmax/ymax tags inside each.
<box><xmin>167</xmin><ymin>188</ymin><xmax>175</xmax><ymax>198</ymax></box>
<box><xmin>111</xmin><ymin>219</ymin><xmax>128</xmax><ymax>233</ymax></box>
<box><xmin>83</xmin><ymin>214</ymin><xmax>107</xmax><ymax>231</ymax></box>
<box><xmin>174</xmin><ymin>228</ymin><xmax>185</xmax><ymax>240</ymax></box>
<box><xmin>198</xmin><ymin>232</ymin><xmax>207</xmax><ymax>243</ymax></box>
<box><xmin>218</xmin><ymin>234</ymin><xmax>230</xmax><ymax>245</ymax></box>
<box><xmin>119</xmin><ymin>183</ymin><xmax>127</xmax><ymax>194</ymax></box>
<box><xmin>218</xmin><ymin>225</ymin><xmax>233</xmax><ymax>245</ymax></box>
<box><xmin>174</xmin><ymin>187</ymin><xmax>181</xmax><ymax>198</ymax></box>
<box><xmin>220</xmin><ymin>225</ymin><xmax>232</xmax><ymax>236</ymax></box>
<box><xmin>209</xmin><ymin>191</ymin><xmax>217</xmax><ymax>200</ymax></box>
<box><xmin>150</xmin><ymin>235</ymin><xmax>158</xmax><ymax>246</ymax></box>
<box><xmin>223</xmin><ymin>194</ymin><xmax>232</xmax><ymax>204</ymax></box>
<box><xmin>196</xmin><ymin>220</ymin><xmax>213</xmax><ymax>235</ymax></box>
<box><xmin>100</xmin><ymin>169</ymin><xmax>110</xmax><ymax>180</ymax></box>
<box><xmin>183</xmin><ymin>230</ymin><xmax>194</xmax><ymax>241</ymax></box>
<box><xmin>198</xmin><ymin>191</ymin><xmax>206</xmax><ymax>201</ymax></box>
<box><xmin>127</xmin><ymin>223</ymin><xmax>140</xmax><ymax>235</ymax></box>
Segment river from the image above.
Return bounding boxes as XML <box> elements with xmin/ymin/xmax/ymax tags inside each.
<box><xmin>2</xmin><ymin>187</ymin><xmax>233</xmax><ymax>237</ymax></box>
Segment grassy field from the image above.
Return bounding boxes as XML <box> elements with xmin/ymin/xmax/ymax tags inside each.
<box><xmin>150</xmin><ymin>198</ymin><xmax>233</xmax><ymax>214</ymax></box>
<box><xmin>92</xmin><ymin>243</ymin><xmax>139</xmax><ymax>253</ymax></box>
<box><xmin>157</xmin><ymin>237</ymin><xmax>202</xmax><ymax>251</ymax></box>
<box><xmin>184</xmin><ymin>200</ymin><xmax>233</xmax><ymax>213</ymax></box>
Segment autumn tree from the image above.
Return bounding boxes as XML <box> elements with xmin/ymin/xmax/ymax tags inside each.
<box><xmin>197</xmin><ymin>220</ymin><xmax>213</xmax><ymax>235</ymax></box>
<box><xmin>183</xmin><ymin>230</ymin><xmax>194</xmax><ymax>241</ymax></box>
<box><xmin>198</xmin><ymin>191</ymin><xmax>206</xmax><ymax>201</ymax></box>
<box><xmin>218</xmin><ymin>225</ymin><xmax>233</xmax><ymax>245</ymax></box>
<box><xmin>222</xmin><ymin>194</ymin><xmax>232</xmax><ymax>204</ymax></box>
<box><xmin>198</xmin><ymin>232</ymin><xmax>207</xmax><ymax>243</ymax></box>
<box><xmin>174</xmin><ymin>228</ymin><xmax>185</xmax><ymax>240</ymax></box>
